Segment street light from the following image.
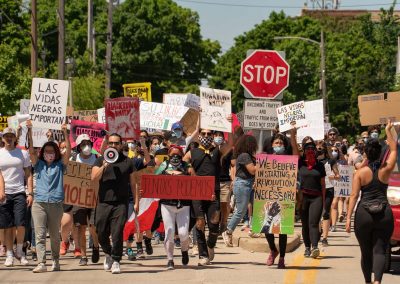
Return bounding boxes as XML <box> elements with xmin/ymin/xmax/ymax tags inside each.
<box><xmin>274</xmin><ymin>30</ymin><xmax>328</xmax><ymax>122</ymax></box>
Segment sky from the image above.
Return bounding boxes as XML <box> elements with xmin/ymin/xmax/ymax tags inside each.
<box><xmin>175</xmin><ymin>0</ymin><xmax>400</xmax><ymax>52</ymax></box>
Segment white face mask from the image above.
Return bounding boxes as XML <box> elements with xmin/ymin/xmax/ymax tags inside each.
<box><xmin>60</xmin><ymin>148</ymin><xmax>66</xmax><ymax>155</ymax></box>
<box><xmin>81</xmin><ymin>145</ymin><xmax>92</xmax><ymax>156</ymax></box>
<box><xmin>128</xmin><ymin>142</ymin><xmax>136</xmax><ymax>150</ymax></box>
<box><xmin>370</xmin><ymin>132</ymin><xmax>379</xmax><ymax>139</ymax></box>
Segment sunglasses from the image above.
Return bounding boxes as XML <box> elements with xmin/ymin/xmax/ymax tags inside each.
<box><xmin>200</xmin><ymin>132</ymin><xmax>213</xmax><ymax>137</ymax></box>
<box><xmin>108</xmin><ymin>141</ymin><xmax>121</xmax><ymax>146</ymax></box>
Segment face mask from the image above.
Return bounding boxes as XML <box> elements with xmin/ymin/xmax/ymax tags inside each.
<box><xmin>123</xmin><ymin>151</ymin><xmax>129</xmax><ymax>157</ymax></box>
<box><xmin>199</xmin><ymin>135</ymin><xmax>214</xmax><ymax>149</ymax></box>
<box><xmin>332</xmin><ymin>151</ymin><xmax>338</xmax><ymax>159</ymax></box>
<box><xmin>174</xmin><ymin>130</ymin><xmax>183</xmax><ymax>139</ymax></box>
<box><xmin>169</xmin><ymin>154</ymin><xmax>182</xmax><ymax>167</ymax></box>
<box><xmin>81</xmin><ymin>145</ymin><xmax>92</xmax><ymax>156</ymax></box>
<box><xmin>214</xmin><ymin>136</ymin><xmax>224</xmax><ymax>145</ymax></box>
<box><xmin>305</xmin><ymin>148</ymin><xmax>316</xmax><ymax>170</ymax></box>
<box><xmin>60</xmin><ymin>148</ymin><xmax>66</xmax><ymax>155</ymax></box>
<box><xmin>273</xmin><ymin>146</ymin><xmax>285</xmax><ymax>154</ymax></box>
<box><xmin>370</xmin><ymin>132</ymin><xmax>379</xmax><ymax>139</ymax></box>
<box><xmin>44</xmin><ymin>153</ymin><xmax>55</xmax><ymax>163</ymax></box>
<box><xmin>128</xmin><ymin>143</ymin><xmax>136</xmax><ymax>150</ymax></box>
<box><xmin>152</xmin><ymin>144</ymin><xmax>161</xmax><ymax>153</ymax></box>
<box><xmin>363</xmin><ymin>138</ymin><xmax>368</xmax><ymax>143</ymax></box>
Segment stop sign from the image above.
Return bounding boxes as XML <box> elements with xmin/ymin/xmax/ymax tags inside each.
<box><xmin>240</xmin><ymin>50</ymin><xmax>290</xmax><ymax>99</ymax></box>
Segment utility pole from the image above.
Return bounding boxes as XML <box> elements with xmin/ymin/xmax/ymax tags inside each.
<box><xmin>105</xmin><ymin>0</ymin><xmax>113</xmax><ymax>97</ymax></box>
<box><xmin>87</xmin><ymin>0</ymin><xmax>93</xmax><ymax>61</ymax></box>
<box><xmin>92</xmin><ymin>27</ymin><xmax>96</xmax><ymax>64</ymax></box>
<box><xmin>31</xmin><ymin>0</ymin><xmax>38</xmax><ymax>76</ymax></box>
<box><xmin>58</xmin><ymin>0</ymin><xmax>65</xmax><ymax>80</ymax></box>
<box><xmin>320</xmin><ymin>30</ymin><xmax>328</xmax><ymax>121</ymax></box>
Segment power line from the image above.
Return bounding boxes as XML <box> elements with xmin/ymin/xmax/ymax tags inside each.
<box><xmin>176</xmin><ymin>0</ymin><xmax>397</xmax><ymax>9</ymax></box>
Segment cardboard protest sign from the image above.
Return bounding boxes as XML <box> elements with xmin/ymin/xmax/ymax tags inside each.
<box><xmin>297</xmin><ymin>99</ymin><xmax>324</xmax><ymax>143</ymax></box>
<box><xmin>180</xmin><ymin>108</ymin><xmax>199</xmax><ymax>135</ymax></box>
<box><xmin>74</xmin><ymin>110</ymin><xmax>97</xmax><ymax>120</ymax></box>
<box><xmin>334</xmin><ymin>165</ymin><xmax>354</xmax><ymax>197</ymax></box>
<box><xmin>105</xmin><ymin>97</ymin><xmax>140</xmax><ymax>140</ymax></box>
<box><xmin>276</xmin><ymin>101</ymin><xmax>307</xmax><ymax>132</ymax></box>
<box><xmin>200</xmin><ymin>87</ymin><xmax>232</xmax><ymax>133</ymax></box>
<box><xmin>70</xmin><ymin>120</ymin><xmax>106</xmax><ymax>153</ymax></box>
<box><xmin>140</xmin><ymin>102</ymin><xmax>189</xmax><ymax>130</ymax></box>
<box><xmin>123</xmin><ymin>82</ymin><xmax>152</xmax><ymax>101</ymax></box>
<box><xmin>20</xmin><ymin>99</ymin><xmax>31</xmax><ymax>115</ymax></box>
<box><xmin>97</xmin><ymin>108</ymin><xmax>106</xmax><ymax>123</ymax></box>
<box><xmin>29</xmin><ymin>78</ymin><xmax>69</xmax><ymax>130</ymax></box>
<box><xmin>0</xmin><ymin>116</ymin><xmax>9</xmax><ymax>131</ymax></box>
<box><xmin>253</xmin><ymin>154</ymin><xmax>298</xmax><ymax>235</ymax></box>
<box><xmin>358</xmin><ymin>91</ymin><xmax>400</xmax><ymax>126</ymax></box>
<box><xmin>141</xmin><ymin>175</ymin><xmax>215</xmax><ymax>200</ymax></box>
<box><xmin>19</xmin><ymin>127</ymin><xmax>48</xmax><ymax>148</ymax></box>
<box><xmin>63</xmin><ymin>161</ymin><xmax>99</xmax><ymax>208</ymax></box>
<box><xmin>244</xmin><ymin>100</ymin><xmax>281</xmax><ymax>130</ymax></box>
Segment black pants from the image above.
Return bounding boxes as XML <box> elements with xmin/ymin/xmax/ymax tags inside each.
<box><xmin>354</xmin><ymin>204</ymin><xmax>394</xmax><ymax>283</ymax></box>
<box><xmin>95</xmin><ymin>202</ymin><xmax>127</xmax><ymax>262</ymax></box>
<box><xmin>322</xmin><ymin>188</ymin><xmax>334</xmax><ymax>220</ymax></box>
<box><xmin>265</xmin><ymin>234</ymin><xmax>287</xmax><ymax>258</ymax></box>
<box><xmin>192</xmin><ymin>199</ymin><xmax>220</xmax><ymax>258</ymax></box>
<box><xmin>301</xmin><ymin>194</ymin><xmax>323</xmax><ymax>248</ymax></box>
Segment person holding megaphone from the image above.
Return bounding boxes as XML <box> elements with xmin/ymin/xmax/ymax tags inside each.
<box><xmin>91</xmin><ymin>133</ymin><xmax>138</xmax><ymax>274</ymax></box>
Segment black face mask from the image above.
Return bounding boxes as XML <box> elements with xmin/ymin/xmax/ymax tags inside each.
<box><xmin>169</xmin><ymin>154</ymin><xmax>182</xmax><ymax>167</ymax></box>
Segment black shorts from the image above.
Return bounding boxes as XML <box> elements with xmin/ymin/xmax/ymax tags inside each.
<box><xmin>0</xmin><ymin>192</ymin><xmax>27</xmax><ymax>229</ymax></box>
<box><xmin>63</xmin><ymin>204</ymin><xmax>73</xmax><ymax>213</ymax></box>
<box><xmin>72</xmin><ymin>206</ymin><xmax>92</xmax><ymax>226</ymax></box>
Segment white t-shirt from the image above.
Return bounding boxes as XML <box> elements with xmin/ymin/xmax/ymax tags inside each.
<box><xmin>75</xmin><ymin>153</ymin><xmax>97</xmax><ymax>166</ymax></box>
<box><xmin>0</xmin><ymin>148</ymin><xmax>31</xmax><ymax>194</ymax></box>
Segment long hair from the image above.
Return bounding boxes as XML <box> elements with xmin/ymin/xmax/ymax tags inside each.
<box><xmin>39</xmin><ymin>141</ymin><xmax>61</xmax><ymax>162</ymax></box>
<box><xmin>262</xmin><ymin>133</ymin><xmax>289</xmax><ymax>154</ymax></box>
<box><xmin>365</xmin><ymin>138</ymin><xmax>381</xmax><ymax>163</ymax></box>
<box><xmin>234</xmin><ymin>135</ymin><xmax>258</xmax><ymax>157</ymax></box>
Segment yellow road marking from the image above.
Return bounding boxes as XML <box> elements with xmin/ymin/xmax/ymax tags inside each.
<box><xmin>284</xmin><ymin>252</ymin><xmax>324</xmax><ymax>284</ymax></box>
<box><xmin>303</xmin><ymin>254</ymin><xmax>322</xmax><ymax>284</ymax></box>
<box><xmin>283</xmin><ymin>254</ymin><xmax>304</xmax><ymax>284</ymax></box>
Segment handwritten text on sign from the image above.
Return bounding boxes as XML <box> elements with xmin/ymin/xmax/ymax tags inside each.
<box><xmin>334</xmin><ymin>165</ymin><xmax>354</xmax><ymax>197</ymax></box>
<box><xmin>244</xmin><ymin>100</ymin><xmax>282</xmax><ymax>130</ymax></box>
<box><xmin>141</xmin><ymin>175</ymin><xmax>215</xmax><ymax>200</ymax></box>
<box><xmin>63</xmin><ymin>161</ymin><xmax>99</xmax><ymax>208</ymax></box>
<box><xmin>276</xmin><ymin>101</ymin><xmax>307</xmax><ymax>132</ymax></box>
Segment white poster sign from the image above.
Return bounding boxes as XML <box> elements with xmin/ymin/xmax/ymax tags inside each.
<box><xmin>97</xmin><ymin>108</ymin><xmax>106</xmax><ymax>124</ymax></box>
<box><xmin>7</xmin><ymin>114</ymin><xmax>30</xmax><ymax>130</ymax></box>
<box><xmin>163</xmin><ymin>93</ymin><xmax>200</xmax><ymax>110</ymax></box>
<box><xmin>243</xmin><ymin>100</ymin><xmax>281</xmax><ymax>130</ymax></box>
<box><xmin>334</xmin><ymin>165</ymin><xmax>354</xmax><ymax>197</ymax></box>
<box><xmin>200</xmin><ymin>87</ymin><xmax>232</xmax><ymax>133</ymax></box>
<box><xmin>297</xmin><ymin>99</ymin><xmax>324</xmax><ymax>143</ymax></box>
<box><xmin>19</xmin><ymin>127</ymin><xmax>48</xmax><ymax>148</ymax></box>
<box><xmin>20</xmin><ymin>99</ymin><xmax>31</xmax><ymax>115</ymax></box>
<box><xmin>29</xmin><ymin>78</ymin><xmax>69</xmax><ymax>130</ymax></box>
<box><xmin>185</xmin><ymin>94</ymin><xmax>200</xmax><ymax>110</ymax></box>
<box><xmin>140</xmin><ymin>102</ymin><xmax>189</xmax><ymax>130</ymax></box>
<box><xmin>276</xmin><ymin>101</ymin><xmax>307</xmax><ymax>132</ymax></box>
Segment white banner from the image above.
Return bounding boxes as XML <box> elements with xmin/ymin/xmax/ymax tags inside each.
<box><xmin>29</xmin><ymin>78</ymin><xmax>69</xmax><ymax>130</ymax></box>
<box><xmin>276</xmin><ymin>101</ymin><xmax>307</xmax><ymax>132</ymax></box>
<box><xmin>334</xmin><ymin>165</ymin><xmax>354</xmax><ymax>197</ymax></box>
<box><xmin>200</xmin><ymin>87</ymin><xmax>232</xmax><ymax>133</ymax></box>
<box><xmin>97</xmin><ymin>107</ymin><xmax>106</xmax><ymax>124</ymax></box>
<box><xmin>19</xmin><ymin>126</ymin><xmax>48</xmax><ymax>148</ymax></box>
<box><xmin>243</xmin><ymin>100</ymin><xmax>281</xmax><ymax>130</ymax></box>
<box><xmin>139</xmin><ymin>102</ymin><xmax>189</xmax><ymax>130</ymax></box>
<box><xmin>297</xmin><ymin>99</ymin><xmax>324</xmax><ymax>143</ymax></box>
<box><xmin>163</xmin><ymin>93</ymin><xmax>200</xmax><ymax>110</ymax></box>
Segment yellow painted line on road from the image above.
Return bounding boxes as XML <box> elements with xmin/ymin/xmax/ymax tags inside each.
<box><xmin>283</xmin><ymin>254</ymin><xmax>304</xmax><ymax>284</ymax></box>
<box><xmin>303</xmin><ymin>254</ymin><xmax>323</xmax><ymax>284</ymax></box>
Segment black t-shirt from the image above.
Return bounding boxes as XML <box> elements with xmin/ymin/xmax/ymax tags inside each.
<box><xmin>298</xmin><ymin>159</ymin><xmax>326</xmax><ymax>192</ymax></box>
<box><xmin>235</xmin><ymin>153</ymin><xmax>255</xmax><ymax>179</ymax></box>
<box><xmin>220</xmin><ymin>150</ymin><xmax>233</xmax><ymax>182</ymax></box>
<box><xmin>94</xmin><ymin>154</ymin><xmax>137</xmax><ymax>203</ymax></box>
<box><xmin>190</xmin><ymin>147</ymin><xmax>221</xmax><ymax>192</ymax></box>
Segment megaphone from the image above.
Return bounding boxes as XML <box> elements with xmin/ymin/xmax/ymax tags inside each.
<box><xmin>104</xmin><ymin>148</ymin><xmax>119</xmax><ymax>164</ymax></box>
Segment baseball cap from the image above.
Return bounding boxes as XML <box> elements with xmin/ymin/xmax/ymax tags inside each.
<box><xmin>171</xmin><ymin>122</ymin><xmax>183</xmax><ymax>131</ymax></box>
<box><xmin>76</xmin><ymin>134</ymin><xmax>91</xmax><ymax>146</ymax></box>
<box><xmin>2</xmin><ymin>127</ymin><xmax>16</xmax><ymax>136</ymax></box>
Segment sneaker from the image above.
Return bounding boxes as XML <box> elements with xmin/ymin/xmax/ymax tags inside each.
<box><xmin>174</xmin><ymin>238</ymin><xmax>181</xmax><ymax>249</ymax></box>
<box><xmin>198</xmin><ymin>257</ymin><xmax>210</xmax><ymax>266</ymax></box>
<box><xmin>182</xmin><ymin>251</ymin><xmax>189</xmax><ymax>266</ymax></box>
<box><xmin>311</xmin><ymin>247</ymin><xmax>320</xmax><ymax>259</ymax></box>
<box><xmin>191</xmin><ymin>245</ymin><xmax>199</xmax><ymax>256</ymax></box>
<box><xmin>127</xmin><ymin>248</ymin><xmax>136</xmax><ymax>261</ymax></box>
<box><xmin>136</xmin><ymin>248</ymin><xmax>145</xmax><ymax>259</ymax></box>
<box><xmin>321</xmin><ymin>238</ymin><xmax>329</xmax><ymax>247</ymax></box>
<box><xmin>144</xmin><ymin>238</ymin><xmax>153</xmax><ymax>255</ymax></box>
<box><xmin>304</xmin><ymin>247</ymin><xmax>311</xmax><ymax>257</ymax></box>
<box><xmin>91</xmin><ymin>246</ymin><xmax>100</xmax><ymax>263</ymax></box>
<box><xmin>103</xmin><ymin>255</ymin><xmax>113</xmax><ymax>271</ymax></box>
<box><xmin>79</xmin><ymin>257</ymin><xmax>88</xmax><ymax>266</ymax></box>
<box><xmin>330</xmin><ymin>225</ymin><xmax>336</xmax><ymax>232</ymax></box>
<box><xmin>207</xmin><ymin>247</ymin><xmax>215</xmax><ymax>262</ymax></box>
<box><xmin>32</xmin><ymin>262</ymin><xmax>47</xmax><ymax>273</ymax></box>
<box><xmin>4</xmin><ymin>255</ymin><xmax>14</xmax><ymax>267</ymax></box>
<box><xmin>32</xmin><ymin>251</ymin><xmax>38</xmax><ymax>261</ymax></box>
<box><xmin>51</xmin><ymin>259</ymin><xmax>60</xmax><ymax>271</ymax></box>
<box><xmin>111</xmin><ymin>261</ymin><xmax>121</xmax><ymax>274</ymax></box>
<box><xmin>166</xmin><ymin>260</ymin><xmax>174</xmax><ymax>270</ymax></box>
<box><xmin>20</xmin><ymin>255</ymin><xmax>29</xmax><ymax>266</ymax></box>
<box><xmin>339</xmin><ymin>214</ymin><xmax>345</xmax><ymax>223</ymax></box>
<box><xmin>222</xmin><ymin>231</ymin><xmax>233</xmax><ymax>247</ymax></box>
<box><xmin>266</xmin><ymin>250</ymin><xmax>279</xmax><ymax>266</ymax></box>
<box><xmin>74</xmin><ymin>248</ymin><xmax>82</xmax><ymax>258</ymax></box>
<box><xmin>60</xmin><ymin>241</ymin><xmax>69</xmax><ymax>255</ymax></box>
<box><xmin>277</xmin><ymin>257</ymin><xmax>286</xmax><ymax>269</ymax></box>
<box><xmin>0</xmin><ymin>245</ymin><xmax>5</xmax><ymax>257</ymax></box>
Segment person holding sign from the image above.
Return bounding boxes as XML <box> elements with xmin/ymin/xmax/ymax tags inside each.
<box><xmin>27</xmin><ymin>120</ymin><xmax>71</xmax><ymax>273</ymax></box>
<box><xmin>154</xmin><ymin>145</ymin><xmax>192</xmax><ymax>270</ymax></box>
<box><xmin>346</xmin><ymin>121</ymin><xmax>397</xmax><ymax>284</ymax></box>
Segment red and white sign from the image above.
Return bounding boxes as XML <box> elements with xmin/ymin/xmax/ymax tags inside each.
<box><xmin>240</xmin><ymin>50</ymin><xmax>290</xmax><ymax>99</ymax></box>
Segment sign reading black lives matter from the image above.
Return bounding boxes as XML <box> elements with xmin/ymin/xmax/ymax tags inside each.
<box><xmin>29</xmin><ymin>78</ymin><xmax>69</xmax><ymax>130</ymax></box>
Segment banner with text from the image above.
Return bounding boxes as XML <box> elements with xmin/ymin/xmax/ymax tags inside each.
<box><xmin>63</xmin><ymin>161</ymin><xmax>99</xmax><ymax>208</ymax></box>
<box><xmin>141</xmin><ymin>175</ymin><xmax>215</xmax><ymax>200</ymax></box>
<box><xmin>253</xmin><ymin>154</ymin><xmax>298</xmax><ymax>235</ymax></box>
<box><xmin>105</xmin><ymin>97</ymin><xmax>140</xmax><ymax>140</ymax></box>
<box><xmin>200</xmin><ymin>87</ymin><xmax>232</xmax><ymax>133</ymax></box>
<box><xmin>297</xmin><ymin>99</ymin><xmax>324</xmax><ymax>143</ymax></box>
<box><xmin>123</xmin><ymin>82</ymin><xmax>152</xmax><ymax>101</ymax></box>
<box><xmin>163</xmin><ymin>93</ymin><xmax>200</xmax><ymax>110</ymax></box>
<box><xmin>97</xmin><ymin>108</ymin><xmax>106</xmax><ymax>124</ymax></box>
<box><xmin>29</xmin><ymin>78</ymin><xmax>69</xmax><ymax>130</ymax></box>
<box><xmin>244</xmin><ymin>100</ymin><xmax>281</xmax><ymax>130</ymax></box>
<box><xmin>276</xmin><ymin>101</ymin><xmax>307</xmax><ymax>132</ymax></box>
<box><xmin>140</xmin><ymin>102</ymin><xmax>189</xmax><ymax>130</ymax></box>
<box><xmin>334</xmin><ymin>165</ymin><xmax>354</xmax><ymax>197</ymax></box>
<box><xmin>70</xmin><ymin>120</ymin><xmax>106</xmax><ymax>153</ymax></box>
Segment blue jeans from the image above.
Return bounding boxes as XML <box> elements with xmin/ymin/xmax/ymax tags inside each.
<box><xmin>227</xmin><ymin>177</ymin><xmax>254</xmax><ymax>233</ymax></box>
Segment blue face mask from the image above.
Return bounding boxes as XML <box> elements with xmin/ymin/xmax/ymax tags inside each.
<box><xmin>214</xmin><ymin>136</ymin><xmax>224</xmax><ymax>145</ymax></box>
<box><xmin>273</xmin><ymin>146</ymin><xmax>285</xmax><ymax>155</ymax></box>
<box><xmin>174</xmin><ymin>130</ymin><xmax>183</xmax><ymax>139</ymax></box>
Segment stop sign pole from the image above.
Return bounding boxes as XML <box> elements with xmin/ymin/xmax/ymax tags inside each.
<box><xmin>240</xmin><ymin>50</ymin><xmax>290</xmax><ymax>100</ymax></box>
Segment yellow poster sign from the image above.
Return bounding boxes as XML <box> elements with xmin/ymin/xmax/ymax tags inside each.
<box><xmin>123</xmin><ymin>82</ymin><xmax>152</xmax><ymax>101</ymax></box>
